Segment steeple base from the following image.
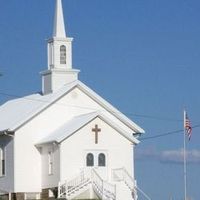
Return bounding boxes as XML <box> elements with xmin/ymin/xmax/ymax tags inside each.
<box><xmin>40</xmin><ymin>69</ymin><xmax>80</xmax><ymax>95</ymax></box>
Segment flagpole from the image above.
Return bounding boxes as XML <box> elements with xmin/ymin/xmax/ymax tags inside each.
<box><xmin>183</xmin><ymin>110</ymin><xmax>187</xmax><ymax>200</ymax></box>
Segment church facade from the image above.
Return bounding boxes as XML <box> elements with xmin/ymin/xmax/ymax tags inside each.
<box><xmin>0</xmin><ymin>1</ymin><xmax>144</xmax><ymax>200</ymax></box>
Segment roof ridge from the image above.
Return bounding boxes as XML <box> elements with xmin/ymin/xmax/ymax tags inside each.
<box><xmin>0</xmin><ymin>80</ymin><xmax>144</xmax><ymax>135</ymax></box>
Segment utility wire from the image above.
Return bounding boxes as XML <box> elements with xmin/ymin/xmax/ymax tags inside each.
<box><xmin>140</xmin><ymin>124</ymin><xmax>200</xmax><ymax>141</ymax></box>
<box><xmin>131</xmin><ymin>113</ymin><xmax>181</xmax><ymax>122</ymax></box>
<box><xmin>0</xmin><ymin>89</ymin><xmax>199</xmax><ymax>142</ymax></box>
<box><xmin>140</xmin><ymin>129</ymin><xmax>183</xmax><ymax>140</ymax></box>
<box><xmin>0</xmin><ymin>91</ymin><xmax>182</xmax><ymax>122</ymax></box>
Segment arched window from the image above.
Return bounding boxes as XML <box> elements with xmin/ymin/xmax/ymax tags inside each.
<box><xmin>0</xmin><ymin>147</ymin><xmax>5</xmax><ymax>176</ymax></box>
<box><xmin>98</xmin><ymin>153</ymin><xmax>106</xmax><ymax>167</ymax></box>
<box><xmin>86</xmin><ymin>153</ymin><xmax>94</xmax><ymax>167</ymax></box>
<box><xmin>60</xmin><ymin>45</ymin><xmax>66</xmax><ymax>64</ymax></box>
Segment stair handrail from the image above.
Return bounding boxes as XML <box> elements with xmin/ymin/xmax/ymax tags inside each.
<box><xmin>66</xmin><ymin>169</ymin><xmax>91</xmax><ymax>196</ymax></box>
<box><xmin>58</xmin><ymin>169</ymin><xmax>116</xmax><ymax>200</ymax></box>
<box><xmin>92</xmin><ymin>169</ymin><xmax>116</xmax><ymax>200</ymax></box>
<box><xmin>102</xmin><ymin>180</ymin><xmax>116</xmax><ymax>200</ymax></box>
<box><xmin>91</xmin><ymin>169</ymin><xmax>104</xmax><ymax>197</ymax></box>
<box><xmin>112</xmin><ymin>168</ymin><xmax>135</xmax><ymax>189</ymax></box>
<box><xmin>58</xmin><ymin>169</ymin><xmax>91</xmax><ymax>198</ymax></box>
<box><xmin>112</xmin><ymin>168</ymin><xmax>137</xmax><ymax>199</ymax></box>
<box><xmin>58</xmin><ymin>180</ymin><xmax>67</xmax><ymax>198</ymax></box>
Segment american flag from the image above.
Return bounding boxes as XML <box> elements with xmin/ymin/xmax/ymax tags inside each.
<box><xmin>184</xmin><ymin>112</ymin><xmax>192</xmax><ymax>140</ymax></box>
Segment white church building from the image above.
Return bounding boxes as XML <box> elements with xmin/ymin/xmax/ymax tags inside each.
<box><xmin>0</xmin><ymin>1</ymin><xmax>145</xmax><ymax>200</ymax></box>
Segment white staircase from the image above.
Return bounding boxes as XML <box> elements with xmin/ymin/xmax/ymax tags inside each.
<box><xmin>92</xmin><ymin>169</ymin><xmax>116</xmax><ymax>200</ymax></box>
<box><xmin>112</xmin><ymin>168</ymin><xmax>137</xmax><ymax>200</ymax></box>
<box><xmin>58</xmin><ymin>169</ymin><xmax>116</xmax><ymax>200</ymax></box>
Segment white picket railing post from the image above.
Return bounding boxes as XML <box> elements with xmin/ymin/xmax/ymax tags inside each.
<box><xmin>102</xmin><ymin>181</ymin><xmax>104</xmax><ymax>200</ymax></box>
<box><xmin>65</xmin><ymin>180</ymin><xmax>68</xmax><ymax>197</ymax></box>
<box><xmin>60</xmin><ymin>169</ymin><xmax>93</xmax><ymax>199</ymax></box>
<box><xmin>58</xmin><ymin>182</ymin><xmax>60</xmax><ymax>198</ymax></box>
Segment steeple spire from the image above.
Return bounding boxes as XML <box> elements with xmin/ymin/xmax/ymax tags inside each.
<box><xmin>53</xmin><ymin>0</ymin><xmax>66</xmax><ymax>38</ymax></box>
<box><xmin>40</xmin><ymin>0</ymin><xmax>80</xmax><ymax>95</ymax></box>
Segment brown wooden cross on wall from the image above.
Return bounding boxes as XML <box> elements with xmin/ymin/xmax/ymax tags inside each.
<box><xmin>92</xmin><ymin>124</ymin><xmax>101</xmax><ymax>144</ymax></box>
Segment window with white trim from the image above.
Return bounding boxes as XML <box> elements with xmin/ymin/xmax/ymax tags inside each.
<box><xmin>0</xmin><ymin>147</ymin><xmax>5</xmax><ymax>176</ymax></box>
<box><xmin>98</xmin><ymin>153</ymin><xmax>106</xmax><ymax>167</ymax></box>
<box><xmin>48</xmin><ymin>151</ymin><xmax>53</xmax><ymax>175</ymax></box>
<box><xmin>86</xmin><ymin>153</ymin><xmax>94</xmax><ymax>167</ymax></box>
<box><xmin>86</xmin><ymin>151</ymin><xmax>107</xmax><ymax>167</ymax></box>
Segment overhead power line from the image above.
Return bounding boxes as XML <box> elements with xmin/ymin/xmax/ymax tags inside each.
<box><xmin>0</xmin><ymin>90</ymin><xmax>199</xmax><ymax>141</ymax></box>
<box><xmin>140</xmin><ymin>124</ymin><xmax>200</xmax><ymax>141</ymax></box>
<box><xmin>0</xmin><ymin>91</ymin><xmax>183</xmax><ymax>122</ymax></box>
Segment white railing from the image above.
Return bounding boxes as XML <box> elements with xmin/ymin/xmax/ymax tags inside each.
<box><xmin>92</xmin><ymin>169</ymin><xmax>116</xmax><ymax>200</ymax></box>
<box><xmin>91</xmin><ymin>169</ymin><xmax>103</xmax><ymax>197</ymax></box>
<box><xmin>112</xmin><ymin>168</ymin><xmax>135</xmax><ymax>190</ymax></box>
<box><xmin>103</xmin><ymin>180</ymin><xmax>116</xmax><ymax>200</ymax></box>
<box><xmin>58</xmin><ymin>169</ymin><xmax>91</xmax><ymax>198</ymax></box>
<box><xmin>112</xmin><ymin>168</ymin><xmax>137</xmax><ymax>200</ymax></box>
<box><xmin>58</xmin><ymin>169</ymin><xmax>116</xmax><ymax>200</ymax></box>
<box><xmin>66</xmin><ymin>171</ymin><xmax>91</xmax><ymax>197</ymax></box>
<box><xmin>58</xmin><ymin>180</ymin><xmax>67</xmax><ymax>198</ymax></box>
<box><xmin>112</xmin><ymin>169</ymin><xmax>152</xmax><ymax>200</ymax></box>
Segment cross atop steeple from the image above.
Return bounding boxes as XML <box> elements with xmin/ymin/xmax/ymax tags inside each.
<box><xmin>53</xmin><ymin>0</ymin><xmax>66</xmax><ymax>38</ymax></box>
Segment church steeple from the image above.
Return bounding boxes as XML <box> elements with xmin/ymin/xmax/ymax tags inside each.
<box><xmin>53</xmin><ymin>0</ymin><xmax>66</xmax><ymax>38</ymax></box>
<box><xmin>40</xmin><ymin>0</ymin><xmax>79</xmax><ymax>95</ymax></box>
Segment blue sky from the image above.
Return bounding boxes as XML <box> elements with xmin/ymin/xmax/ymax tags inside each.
<box><xmin>0</xmin><ymin>0</ymin><xmax>200</xmax><ymax>199</ymax></box>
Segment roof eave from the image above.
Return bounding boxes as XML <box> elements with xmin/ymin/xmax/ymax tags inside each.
<box><xmin>6</xmin><ymin>80</ymin><xmax>144</xmax><ymax>135</ymax></box>
<box><xmin>76</xmin><ymin>81</ymin><xmax>145</xmax><ymax>134</ymax></box>
<box><xmin>35</xmin><ymin>141</ymin><xmax>59</xmax><ymax>147</ymax></box>
<box><xmin>37</xmin><ymin>112</ymin><xmax>140</xmax><ymax>145</ymax></box>
<box><xmin>0</xmin><ymin>129</ymin><xmax>15</xmax><ymax>137</ymax></box>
